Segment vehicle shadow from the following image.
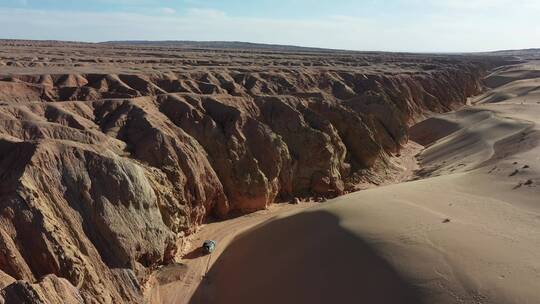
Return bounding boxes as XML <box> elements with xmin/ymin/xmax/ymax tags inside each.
<box><xmin>183</xmin><ymin>247</ymin><xmax>204</xmax><ymax>260</ymax></box>
<box><xmin>190</xmin><ymin>210</ymin><xmax>427</xmax><ymax>304</ymax></box>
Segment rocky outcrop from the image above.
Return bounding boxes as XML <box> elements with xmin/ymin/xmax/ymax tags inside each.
<box><xmin>0</xmin><ymin>275</ymin><xmax>83</xmax><ymax>304</ymax></box>
<box><xmin>0</xmin><ymin>43</ymin><xmax>501</xmax><ymax>303</ymax></box>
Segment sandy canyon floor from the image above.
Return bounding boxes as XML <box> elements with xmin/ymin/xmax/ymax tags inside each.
<box><xmin>151</xmin><ymin>61</ymin><xmax>540</xmax><ymax>304</ymax></box>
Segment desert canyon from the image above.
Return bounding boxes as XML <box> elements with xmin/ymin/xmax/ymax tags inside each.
<box><xmin>0</xmin><ymin>40</ymin><xmax>538</xmax><ymax>303</ymax></box>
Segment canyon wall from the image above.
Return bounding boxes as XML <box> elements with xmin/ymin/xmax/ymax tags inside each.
<box><xmin>0</xmin><ymin>43</ymin><xmax>502</xmax><ymax>303</ymax></box>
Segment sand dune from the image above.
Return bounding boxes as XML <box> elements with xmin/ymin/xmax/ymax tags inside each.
<box><xmin>477</xmin><ymin>62</ymin><xmax>540</xmax><ymax>104</ymax></box>
<box><xmin>187</xmin><ymin>61</ymin><xmax>540</xmax><ymax>304</ymax></box>
<box><xmin>412</xmin><ymin>108</ymin><xmax>532</xmax><ymax>176</ymax></box>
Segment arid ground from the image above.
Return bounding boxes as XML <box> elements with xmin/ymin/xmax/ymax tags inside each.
<box><xmin>0</xmin><ymin>40</ymin><xmax>537</xmax><ymax>303</ymax></box>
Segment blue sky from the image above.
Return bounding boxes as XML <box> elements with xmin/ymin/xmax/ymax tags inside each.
<box><xmin>1</xmin><ymin>0</ymin><xmax>539</xmax><ymax>52</ymax></box>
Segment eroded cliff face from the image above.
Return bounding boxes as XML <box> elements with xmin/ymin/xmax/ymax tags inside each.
<box><xmin>0</xmin><ymin>42</ymin><xmax>499</xmax><ymax>303</ymax></box>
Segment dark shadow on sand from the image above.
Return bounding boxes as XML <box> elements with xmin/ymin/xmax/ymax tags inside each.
<box><xmin>190</xmin><ymin>210</ymin><xmax>426</xmax><ymax>304</ymax></box>
<box><xmin>184</xmin><ymin>247</ymin><xmax>205</xmax><ymax>260</ymax></box>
